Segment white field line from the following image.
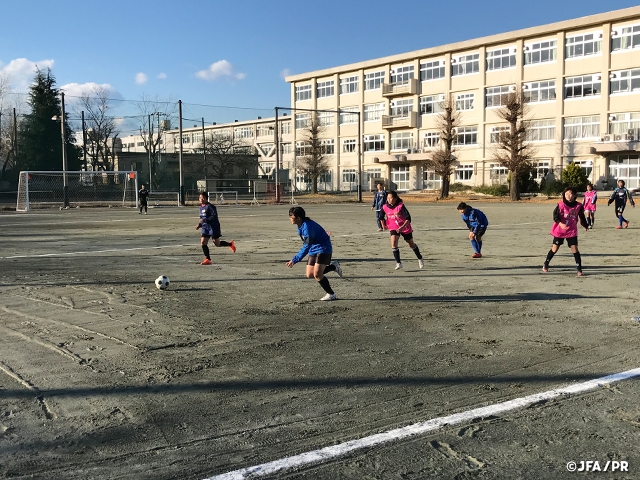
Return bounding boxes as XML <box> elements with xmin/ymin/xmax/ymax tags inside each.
<box><xmin>205</xmin><ymin>367</ymin><xmax>640</xmax><ymax>480</ymax></box>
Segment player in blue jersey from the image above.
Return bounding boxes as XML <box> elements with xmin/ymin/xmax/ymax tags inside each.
<box><xmin>607</xmin><ymin>179</ymin><xmax>635</xmax><ymax>229</ymax></box>
<box><xmin>286</xmin><ymin>206</ymin><xmax>342</xmax><ymax>301</ymax></box>
<box><xmin>457</xmin><ymin>202</ymin><xmax>489</xmax><ymax>258</ymax></box>
<box><xmin>196</xmin><ymin>192</ymin><xmax>235</xmax><ymax>265</ymax></box>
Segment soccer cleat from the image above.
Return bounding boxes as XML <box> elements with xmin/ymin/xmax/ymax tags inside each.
<box><xmin>624</xmin><ymin>221</ymin><xmax>629</xmax><ymax>228</ymax></box>
<box><xmin>200</xmin><ymin>258</ymin><xmax>212</xmax><ymax>265</ymax></box>
<box><xmin>320</xmin><ymin>293</ymin><xmax>337</xmax><ymax>301</ymax></box>
<box><xmin>144</xmin><ymin>211</ymin><xmax>147</xmax><ymax>215</ymax></box>
<box><xmin>395</xmin><ymin>262</ymin><xmax>403</xmax><ymax>270</ymax></box>
<box><xmin>229</xmin><ymin>240</ymin><xmax>236</xmax><ymax>253</ymax></box>
<box><xmin>616</xmin><ymin>225</ymin><xmax>623</xmax><ymax>229</ymax></box>
<box><xmin>332</xmin><ymin>260</ymin><xmax>343</xmax><ymax>278</ymax></box>
<box><xmin>471</xmin><ymin>253</ymin><xmax>482</xmax><ymax>259</ymax></box>
<box><xmin>418</xmin><ymin>258</ymin><xmax>424</xmax><ymax>269</ymax></box>
<box><xmin>577</xmin><ymin>270</ymin><xmax>584</xmax><ymax>277</ymax></box>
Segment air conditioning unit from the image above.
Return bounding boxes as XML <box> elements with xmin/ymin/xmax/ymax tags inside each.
<box><xmin>603</xmin><ymin>134</ymin><xmax>612</xmax><ymax>142</ymax></box>
<box><xmin>628</xmin><ymin>134</ymin><xmax>635</xmax><ymax>141</ymax></box>
<box><xmin>412</xmin><ymin>148</ymin><xmax>420</xmax><ymax>153</ymax></box>
<box><xmin>614</xmin><ymin>134</ymin><xmax>625</xmax><ymax>141</ymax></box>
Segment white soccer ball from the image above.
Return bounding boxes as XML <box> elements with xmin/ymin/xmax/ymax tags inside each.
<box><xmin>155</xmin><ymin>275</ymin><xmax>170</xmax><ymax>290</ymax></box>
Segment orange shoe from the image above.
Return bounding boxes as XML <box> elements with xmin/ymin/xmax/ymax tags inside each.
<box><xmin>624</xmin><ymin>221</ymin><xmax>629</xmax><ymax>228</ymax></box>
<box><xmin>201</xmin><ymin>258</ymin><xmax>212</xmax><ymax>265</ymax></box>
<box><xmin>229</xmin><ymin>240</ymin><xmax>236</xmax><ymax>253</ymax></box>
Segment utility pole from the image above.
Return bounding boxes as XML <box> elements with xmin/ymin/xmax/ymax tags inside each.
<box><xmin>81</xmin><ymin>110</ymin><xmax>88</xmax><ymax>171</ymax></box>
<box><xmin>13</xmin><ymin>108</ymin><xmax>18</xmax><ymax>162</ymax></box>
<box><xmin>201</xmin><ymin>117</ymin><xmax>207</xmax><ymax>189</ymax></box>
<box><xmin>178</xmin><ymin>100</ymin><xmax>184</xmax><ymax>205</ymax></box>
<box><xmin>274</xmin><ymin>107</ymin><xmax>280</xmax><ymax>203</ymax></box>
<box><xmin>148</xmin><ymin>114</ymin><xmax>152</xmax><ymax>188</ymax></box>
<box><xmin>61</xmin><ymin>92</ymin><xmax>69</xmax><ymax>207</ymax></box>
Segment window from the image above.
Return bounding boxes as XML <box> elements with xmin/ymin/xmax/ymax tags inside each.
<box><xmin>365</xmin><ymin>71</ymin><xmax>385</xmax><ymax>90</ymax></box>
<box><xmin>424</xmin><ymin>170</ymin><xmax>442</xmax><ymax>190</ymax></box>
<box><xmin>456</xmin><ymin>93</ymin><xmax>475</xmax><ymax>111</ymax></box>
<box><xmin>532</xmin><ymin>160</ymin><xmax>551</xmax><ymax>180</ymax></box>
<box><xmin>339</xmin><ymin>106</ymin><xmax>359</xmax><ymax>125</ymax></box>
<box><xmin>524</xmin><ymin>40</ymin><xmax>557</xmax><ymax>65</ymax></box>
<box><xmin>390</xmin><ymin>65</ymin><xmax>414</xmax><ymax>84</ymax></box>
<box><xmin>365</xmin><ymin>169</ymin><xmax>382</xmax><ymax>186</ymax></box>
<box><xmin>486</xmin><ymin>48</ymin><xmax>516</xmax><ymax>70</ymax></box>
<box><xmin>420</xmin><ymin>60</ymin><xmax>445</xmax><ymax>81</ymax></box>
<box><xmin>490</xmin><ymin>163</ymin><xmax>509</xmax><ymax>178</ymax></box>
<box><xmin>319</xmin><ymin>171</ymin><xmax>332</xmax><ymax>184</ymax></box>
<box><xmin>611</xmin><ymin>24</ymin><xmax>640</xmax><ymax>51</ymax></box>
<box><xmin>317</xmin><ymin>80</ymin><xmax>334</xmax><ymax>98</ymax></box>
<box><xmin>455</xmin><ymin>126</ymin><xmax>478</xmax><ymax>145</ymax></box>
<box><xmin>280</xmin><ymin>143</ymin><xmax>292</xmax><ymax>154</ymax></box>
<box><xmin>340</xmin><ymin>75</ymin><xmax>359</xmax><ymax>94</ymax></box>
<box><xmin>318</xmin><ymin>111</ymin><xmax>335</xmax><ymax>127</ymax></box>
<box><xmin>281</xmin><ymin>122</ymin><xmax>291</xmax><ymax>135</ymax></box>
<box><xmin>364</xmin><ymin>103</ymin><xmax>384</xmax><ymax>122</ymax></box>
<box><xmin>455</xmin><ymin>164</ymin><xmax>474</xmax><ymax>181</ymax></box>
<box><xmin>420</xmin><ymin>95</ymin><xmax>444</xmax><ymax>115</ymax></box>
<box><xmin>364</xmin><ymin>134</ymin><xmax>385</xmax><ymax>152</ymax></box>
<box><xmin>138</xmin><ymin>141</ymin><xmax>145</xmax><ymax>146</ymax></box>
<box><xmin>390</xmin><ymin>98</ymin><xmax>413</xmax><ymax>117</ymax></box>
<box><xmin>258</xmin><ymin>143</ymin><xmax>273</xmax><ymax>156</ymax></box>
<box><xmin>565</xmin><ymin>32</ymin><xmax>602</xmax><ymax>58</ymax></box>
<box><xmin>342</xmin><ymin>169</ymin><xmax>356</xmax><ymax>183</ymax></box>
<box><xmin>391</xmin><ymin>164</ymin><xmax>410</xmax><ymax>190</ymax></box>
<box><xmin>565</xmin><ymin>74</ymin><xmax>601</xmax><ymax>99</ymax></box>
<box><xmin>192</xmin><ymin>132</ymin><xmax>203</xmax><ymax>145</ymax></box>
<box><xmin>451</xmin><ymin>53</ymin><xmax>479</xmax><ymax>76</ymax></box>
<box><xmin>295</xmin><ymin>141</ymin><xmax>312</xmax><ymax>156</ymax></box>
<box><xmin>608</xmin><ymin>112</ymin><xmax>640</xmax><ymax>135</ymax></box>
<box><xmin>572</xmin><ymin>160</ymin><xmax>593</xmax><ymax>179</ymax></box>
<box><xmin>486</xmin><ymin>86</ymin><xmax>512</xmax><ymax>108</ymax></box>
<box><xmin>261</xmin><ymin>162</ymin><xmax>274</xmax><ymax>174</ymax></box>
<box><xmin>526</xmin><ymin>119</ymin><xmax>556</xmax><ymax>142</ymax></box>
<box><xmin>343</xmin><ymin>139</ymin><xmax>356</xmax><ymax>153</ymax></box>
<box><xmin>321</xmin><ymin>139</ymin><xmax>335</xmax><ymax>155</ymax></box>
<box><xmin>181</xmin><ymin>136</ymin><xmax>190</xmax><ymax>144</ymax></box>
<box><xmin>564</xmin><ymin>115</ymin><xmax>600</xmax><ymax>140</ymax></box>
<box><xmin>390</xmin><ymin>131</ymin><xmax>413</xmax><ymax>150</ymax></box>
<box><xmin>423</xmin><ymin>131</ymin><xmax>440</xmax><ymax>148</ymax></box>
<box><xmin>234</xmin><ymin>126</ymin><xmax>253</xmax><ymax>139</ymax></box>
<box><xmin>257</xmin><ymin>124</ymin><xmax>274</xmax><ymax>137</ymax></box>
<box><xmin>524</xmin><ymin>80</ymin><xmax>556</xmax><ymax>102</ymax></box>
<box><xmin>295</xmin><ymin>113</ymin><xmax>311</xmax><ymax>129</ymax></box>
<box><xmin>609</xmin><ymin>154</ymin><xmax>640</xmax><ymax>189</ymax></box>
<box><xmin>610</xmin><ymin>69</ymin><xmax>640</xmax><ymax>94</ymax></box>
<box><xmin>296</xmin><ymin>84</ymin><xmax>312</xmax><ymax>101</ymax></box>
<box><xmin>490</xmin><ymin>126</ymin><xmax>510</xmax><ymax>143</ymax></box>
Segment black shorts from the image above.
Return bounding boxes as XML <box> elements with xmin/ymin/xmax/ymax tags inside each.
<box><xmin>553</xmin><ymin>236</ymin><xmax>578</xmax><ymax>247</ymax></box>
<box><xmin>140</xmin><ymin>199</ymin><xmax>148</xmax><ymax>206</ymax></box>
<box><xmin>389</xmin><ymin>230</ymin><xmax>413</xmax><ymax>241</ymax></box>
<box><xmin>473</xmin><ymin>227</ymin><xmax>487</xmax><ymax>239</ymax></box>
<box><xmin>307</xmin><ymin>253</ymin><xmax>332</xmax><ymax>266</ymax></box>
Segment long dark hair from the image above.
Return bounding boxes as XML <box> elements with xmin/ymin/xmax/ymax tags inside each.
<box><xmin>288</xmin><ymin>206</ymin><xmax>307</xmax><ymax>220</ymax></box>
<box><xmin>387</xmin><ymin>191</ymin><xmax>403</xmax><ymax>205</ymax></box>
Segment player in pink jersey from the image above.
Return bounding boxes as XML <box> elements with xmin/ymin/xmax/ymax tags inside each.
<box><xmin>582</xmin><ymin>183</ymin><xmax>597</xmax><ymax>229</ymax></box>
<box><xmin>542</xmin><ymin>186</ymin><xmax>589</xmax><ymax>276</ymax></box>
<box><xmin>381</xmin><ymin>191</ymin><xmax>424</xmax><ymax>270</ymax></box>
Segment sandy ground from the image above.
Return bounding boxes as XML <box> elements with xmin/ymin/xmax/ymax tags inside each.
<box><xmin>0</xmin><ymin>200</ymin><xmax>639</xmax><ymax>479</ymax></box>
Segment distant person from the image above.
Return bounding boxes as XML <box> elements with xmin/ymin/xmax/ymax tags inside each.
<box><xmin>457</xmin><ymin>202</ymin><xmax>488</xmax><ymax>258</ymax></box>
<box><xmin>542</xmin><ymin>186</ymin><xmax>588</xmax><ymax>276</ymax></box>
<box><xmin>286</xmin><ymin>206</ymin><xmax>342</xmax><ymax>301</ymax></box>
<box><xmin>371</xmin><ymin>182</ymin><xmax>388</xmax><ymax>231</ymax></box>
<box><xmin>382</xmin><ymin>191</ymin><xmax>424</xmax><ymax>270</ymax></box>
<box><xmin>138</xmin><ymin>184</ymin><xmax>150</xmax><ymax>214</ymax></box>
<box><xmin>607</xmin><ymin>179</ymin><xmax>635</xmax><ymax>229</ymax></box>
<box><xmin>582</xmin><ymin>183</ymin><xmax>597</xmax><ymax>229</ymax></box>
<box><xmin>195</xmin><ymin>191</ymin><xmax>236</xmax><ymax>265</ymax></box>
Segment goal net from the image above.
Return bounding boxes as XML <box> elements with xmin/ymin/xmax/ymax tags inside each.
<box><xmin>17</xmin><ymin>171</ymin><xmax>138</xmax><ymax>212</ymax></box>
<box><xmin>210</xmin><ymin>191</ymin><xmax>238</xmax><ymax>205</ymax></box>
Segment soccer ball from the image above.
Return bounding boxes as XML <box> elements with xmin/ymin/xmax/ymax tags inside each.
<box><xmin>155</xmin><ymin>275</ymin><xmax>170</xmax><ymax>290</ymax></box>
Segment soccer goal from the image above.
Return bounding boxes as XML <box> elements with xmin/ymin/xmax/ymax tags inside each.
<box><xmin>210</xmin><ymin>191</ymin><xmax>238</xmax><ymax>206</ymax></box>
<box><xmin>17</xmin><ymin>171</ymin><xmax>138</xmax><ymax>212</ymax></box>
<box><xmin>149</xmin><ymin>191</ymin><xmax>180</xmax><ymax>207</ymax></box>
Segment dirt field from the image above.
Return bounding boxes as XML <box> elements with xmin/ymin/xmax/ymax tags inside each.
<box><xmin>1</xmin><ymin>200</ymin><xmax>639</xmax><ymax>479</ymax></box>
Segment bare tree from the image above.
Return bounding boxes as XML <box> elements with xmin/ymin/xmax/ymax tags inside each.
<box><xmin>490</xmin><ymin>89</ymin><xmax>535</xmax><ymax>201</ymax></box>
<box><xmin>77</xmin><ymin>86</ymin><xmax>119</xmax><ymax>171</ymax></box>
<box><xmin>298</xmin><ymin>113</ymin><xmax>330</xmax><ymax>194</ymax></box>
<box><xmin>136</xmin><ymin>94</ymin><xmax>177</xmax><ymax>189</ymax></box>
<box><xmin>422</xmin><ymin>98</ymin><xmax>461</xmax><ymax>199</ymax></box>
<box><xmin>0</xmin><ymin>74</ymin><xmax>20</xmax><ymax>183</ymax></box>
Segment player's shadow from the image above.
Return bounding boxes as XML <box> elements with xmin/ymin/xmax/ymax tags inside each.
<box><xmin>379</xmin><ymin>292</ymin><xmax>610</xmax><ymax>302</ymax></box>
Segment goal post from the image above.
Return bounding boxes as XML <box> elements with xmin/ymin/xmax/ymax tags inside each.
<box><xmin>17</xmin><ymin>171</ymin><xmax>139</xmax><ymax>212</ymax></box>
<box><xmin>210</xmin><ymin>191</ymin><xmax>238</xmax><ymax>206</ymax></box>
<box><xmin>148</xmin><ymin>191</ymin><xmax>181</xmax><ymax>207</ymax></box>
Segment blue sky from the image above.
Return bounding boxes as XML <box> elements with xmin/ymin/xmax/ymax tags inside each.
<box><xmin>1</xmin><ymin>0</ymin><xmax>638</xmax><ymax>134</ymax></box>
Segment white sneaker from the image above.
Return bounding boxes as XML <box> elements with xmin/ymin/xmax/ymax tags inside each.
<box><xmin>332</xmin><ymin>260</ymin><xmax>343</xmax><ymax>278</ymax></box>
<box><xmin>320</xmin><ymin>293</ymin><xmax>337</xmax><ymax>301</ymax></box>
<box><xmin>395</xmin><ymin>262</ymin><xmax>403</xmax><ymax>270</ymax></box>
<box><xmin>418</xmin><ymin>258</ymin><xmax>424</xmax><ymax>269</ymax></box>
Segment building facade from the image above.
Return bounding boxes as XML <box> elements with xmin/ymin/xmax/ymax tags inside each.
<box><xmin>285</xmin><ymin>6</ymin><xmax>640</xmax><ymax>191</ymax></box>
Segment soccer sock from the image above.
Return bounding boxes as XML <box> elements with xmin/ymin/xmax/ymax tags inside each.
<box><xmin>470</xmin><ymin>239</ymin><xmax>480</xmax><ymax>253</ymax></box>
<box><xmin>619</xmin><ymin>215</ymin><xmax>624</xmax><ymax>226</ymax></box>
<box><xmin>478</xmin><ymin>240</ymin><xmax>483</xmax><ymax>253</ymax></box>
<box><xmin>411</xmin><ymin>244</ymin><xmax>423</xmax><ymax>259</ymax></box>
<box><xmin>202</xmin><ymin>245</ymin><xmax>210</xmax><ymax>260</ymax></box>
<box><xmin>318</xmin><ymin>276</ymin><xmax>334</xmax><ymax>294</ymax></box>
<box><xmin>573</xmin><ymin>251</ymin><xmax>582</xmax><ymax>271</ymax></box>
<box><xmin>392</xmin><ymin>248</ymin><xmax>401</xmax><ymax>263</ymax></box>
<box><xmin>218</xmin><ymin>241</ymin><xmax>231</xmax><ymax>247</ymax></box>
<box><xmin>545</xmin><ymin>250</ymin><xmax>556</xmax><ymax>265</ymax></box>
<box><xmin>324</xmin><ymin>264</ymin><xmax>336</xmax><ymax>274</ymax></box>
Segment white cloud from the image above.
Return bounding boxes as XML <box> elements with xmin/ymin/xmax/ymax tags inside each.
<box><xmin>60</xmin><ymin>82</ymin><xmax>122</xmax><ymax>101</ymax></box>
<box><xmin>157</xmin><ymin>72</ymin><xmax>167</xmax><ymax>79</ymax></box>
<box><xmin>280</xmin><ymin>68</ymin><xmax>291</xmax><ymax>79</ymax></box>
<box><xmin>195</xmin><ymin>60</ymin><xmax>245</xmax><ymax>81</ymax></box>
<box><xmin>0</xmin><ymin>57</ymin><xmax>55</xmax><ymax>92</ymax></box>
<box><xmin>135</xmin><ymin>72</ymin><xmax>148</xmax><ymax>85</ymax></box>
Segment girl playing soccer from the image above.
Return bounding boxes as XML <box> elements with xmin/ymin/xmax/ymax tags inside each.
<box><xmin>457</xmin><ymin>202</ymin><xmax>489</xmax><ymax>258</ymax></box>
<box><xmin>582</xmin><ymin>183</ymin><xmax>597</xmax><ymax>229</ymax></box>
<box><xmin>196</xmin><ymin>192</ymin><xmax>236</xmax><ymax>265</ymax></box>
<box><xmin>542</xmin><ymin>186</ymin><xmax>589</xmax><ymax>276</ymax></box>
<box><xmin>286</xmin><ymin>206</ymin><xmax>342</xmax><ymax>301</ymax></box>
<box><xmin>607</xmin><ymin>179</ymin><xmax>635</xmax><ymax>229</ymax></box>
<box><xmin>382</xmin><ymin>191</ymin><xmax>424</xmax><ymax>270</ymax></box>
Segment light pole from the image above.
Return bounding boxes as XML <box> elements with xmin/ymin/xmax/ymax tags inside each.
<box><xmin>52</xmin><ymin>92</ymin><xmax>69</xmax><ymax>207</ymax></box>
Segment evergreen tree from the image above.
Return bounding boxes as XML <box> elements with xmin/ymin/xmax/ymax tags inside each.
<box><xmin>561</xmin><ymin>162</ymin><xmax>589</xmax><ymax>190</ymax></box>
<box><xmin>17</xmin><ymin>68</ymin><xmax>80</xmax><ymax>171</ymax></box>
